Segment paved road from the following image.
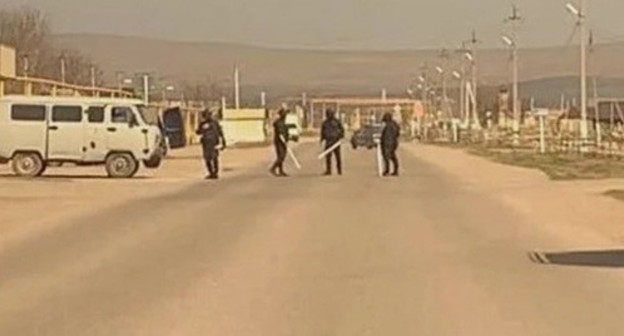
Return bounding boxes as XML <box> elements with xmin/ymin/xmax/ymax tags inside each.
<box><xmin>2</xmin><ymin>143</ymin><xmax>624</xmax><ymax>335</ymax></box>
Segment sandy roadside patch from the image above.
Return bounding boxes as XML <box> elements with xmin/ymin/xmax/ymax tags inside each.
<box><xmin>406</xmin><ymin>144</ymin><xmax>624</xmax><ymax>248</ymax></box>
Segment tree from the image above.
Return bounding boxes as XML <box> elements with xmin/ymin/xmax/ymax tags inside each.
<box><xmin>39</xmin><ymin>49</ymin><xmax>104</xmax><ymax>86</ymax></box>
<box><xmin>0</xmin><ymin>6</ymin><xmax>51</xmax><ymax>76</ymax></box>
<box><xmin>0</xmin><ymin>5</ymin><xmax>103</xmax><ymax>86</ymax></box>
<box><xmin>180</xmin><ymin>77</ymin><xmax>226</xmax><ymax>104</ymax></box>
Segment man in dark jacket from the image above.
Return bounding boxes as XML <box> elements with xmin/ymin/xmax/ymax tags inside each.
<box><xmin>381</xmin><ymin>113</ymin><xmax>401</xmax><ymax>176</ymax></box>
<box><xmin>270</xmin><ymin>108</ymin><xmax>290</xmax><ymax>177</ymax></box>
<box><xmin>196</xmin><ymin>110</ymin><xmax>226</xmax><ymax>180</ymax></box>
<box><xmin>320</xmin><ymin>109</ymin><xmax>345</xmax><ymax>175</ymax></box>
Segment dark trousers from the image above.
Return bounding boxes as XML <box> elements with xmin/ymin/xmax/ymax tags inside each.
<box><xmin>325</xmin><ymin>141</ymin><xmax>342</xmax><ymax>174</ymax></box>
<box><xmin>271</xmin><ymin>142</ymin><xmax>287</xmax><ymax>174</ymax></box>
<box><xmin>203</xmin><ymin>147</ymin><xmax>220</xmax><ymax>177</ymax></box>
<box><xmin>382</xmin><ymin>146</ymin><xmax>399</xmax><ymax>175</ymax></box>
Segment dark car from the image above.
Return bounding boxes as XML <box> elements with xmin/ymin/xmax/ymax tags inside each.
<box><xmin>351</xmin><ymin>124</ymin><xmax>384</xmax><ymax>149</ymax></box>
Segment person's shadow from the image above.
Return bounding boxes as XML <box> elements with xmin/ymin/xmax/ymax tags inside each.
<box><xmin>0</xmin><ymin>174</ymin><xmax>151</xmax><ymax>181</ymax></box>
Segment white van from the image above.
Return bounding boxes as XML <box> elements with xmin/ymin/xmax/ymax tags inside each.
<box><xmin>285</xmin><ymin>113</ymin><xmax>301</xmax><ymax>142</ymax></box>
<box><xmin>0</xmin><ymin>95</ymin><xmax>164</xmax><ymax>178</ymax></box>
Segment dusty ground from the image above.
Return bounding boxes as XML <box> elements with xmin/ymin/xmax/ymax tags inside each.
<box><xmin>3</xmin><ymin>143</ymin><xmax>624</xmax><ymax>335</ymax></box>
<box><xmin>3</xmin><ymin>143</ymin><xmax>624</xmax><ymax>252</ymax></box>
<box><xmin>409</xmin><ymin>145</ymin><xmax>624</xmax><ymax>246</ymax></box>
<box><xmin>0</xmin><ymin>144</ymin><xmax>275</xmax><ymax>251</ymax></box>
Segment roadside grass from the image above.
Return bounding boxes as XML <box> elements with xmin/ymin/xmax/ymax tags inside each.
<box><xmin>464</xmin><ymin>146</ymin><xmax>624</xmax><ymax>180</ymax></box>
<box><xmin>605</xmin><ymin>190</ymin><xmax>624</xmax><ymax>202</ymax></box>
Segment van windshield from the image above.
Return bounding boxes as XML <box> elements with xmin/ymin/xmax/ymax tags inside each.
<box><xmin>137</xmin><ymin>105</ymin><xmax>161</xmax><ymax>125</ymax></box>
<box><xmin>135</xmin><ymin>105</ymin><xmax>154</xmax><ymax>125</ymax></box>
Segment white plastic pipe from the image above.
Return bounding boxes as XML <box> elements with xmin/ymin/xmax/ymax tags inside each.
<box><xmin>318</xmin><ymin>140</ymin><xmax>343</xmax><ymax>159</ymax></box>
<box><xmin>280</xmin><ymin>136</ymin><xmax>302</xmax><ymax>169</ymax></box>
<box><xmin>376</xmin><ymin>141</ymin><xmax>384</xmax><ymax>177</ymax></box>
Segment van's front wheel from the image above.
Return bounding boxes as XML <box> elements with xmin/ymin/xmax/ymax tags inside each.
<box><xmin>12</xmin><ymin>152</ymin><xmax>46</xmax><ymax>177</ymax></box>
<box><xmin>106</xmin><ymin>153</ymin><xmax>139</xmax><ymax>178</ymax></box>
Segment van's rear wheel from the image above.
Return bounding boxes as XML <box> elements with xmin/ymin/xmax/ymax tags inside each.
<box><xmin>106</xmin><ymin>153</ymin><xmax>139</xmax><ymax>178</ymax></box>
<box><xmin>12</xmin><ymin>153</ymin><xmax>46</xmax><ymax>177</ymax></box>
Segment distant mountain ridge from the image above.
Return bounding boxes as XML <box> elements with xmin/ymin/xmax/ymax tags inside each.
<box><xmin>51</xmin><ymin>34</ymin><xmax>624</xmax><ymax>102</ymax></box>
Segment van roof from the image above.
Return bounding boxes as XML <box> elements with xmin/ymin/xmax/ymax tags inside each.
<box><xmin>0</xmin><ymin>95</ymin><xmax>145</xmax><ymax>106</ymax></box>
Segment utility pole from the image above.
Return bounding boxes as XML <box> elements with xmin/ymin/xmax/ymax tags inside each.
<box><xmin>469</xmin><ymin>31</ymin><xmax>478</xmax><ymax>123</ymax></box>
<box><xmin>579</xmin><ymin>0</ymin><xmax>589</xmax><ymax>149</ymax></box>
<box><xmin>234</xmin><ymin>66</ymin><xmax>241</xmax><ymax>109</ymax></box>
<box><xmin>456</xmin><ymin>43</ymin><xmax>470</xmax><ymax>123</ymax></box>
<box><xmin>90</xmin><ymin>66</ymin><xmax>96</xmax><ymax>88</ymax></box>
<box><xmin>505</xmin><ymin>5</ymin><xmax>522</xmax><ymax>145</ymax></box>
<box><xmin>452</xmin><ymin>71</ymin><xmax>464</xmax><ymax>122</ymax></box>
<box><xmin>462</xmin><ymin>32</ymin><xmax>479</xmax><ymax>129</ymax></box>
<box><xmin>142</xmin><ymin>75</ymin><xmax>149</xmax><ymax>105</ymax></box>
<box><xmin>589</xmin><ymin>29</ymin><xmax>602</xmax><ymax>147</ymax></box>
<box><xmin>567</xmin><ymin>1</ymin><xmax>589</xmax><ymax>149</ymax></box>
<box><xmin>60</xmin><ymin>56</ymin><xmax>66</xmax><ymax>84</ymax></box>
<box><xmin>435</xmin><ymin>66</ymin><xmax>445</xmax><ymax>120</ymax></box>
<box><xmin>418</xmin><ymin>64</ymin><xmax>429</xmax><ymax>117</ymax></box>
<box><xmin>22</xmin><ymin>54</ymin><xmax>30</xmax><ymax>78</ymax></box>
<box><xmin>116</xmin><ymin>72</ymin><xmax>123</xmax><ymax>92</ymax></box>
<box><xmin>438</xmin><ymin>49</ymin><xmax>451</xmax><ymax>119</ymax></box>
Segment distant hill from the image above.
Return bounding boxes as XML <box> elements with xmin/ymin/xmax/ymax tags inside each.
<box><xmin>52</xmin><ymin>34</ymin><xmax>624</xmax><ymax>104</ymax></box>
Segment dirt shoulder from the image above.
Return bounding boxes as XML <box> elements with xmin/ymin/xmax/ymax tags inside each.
<box><xmin>406</xmin><ymin>144</ymin><xmax>624</xmax><ymax>246</ymax></box>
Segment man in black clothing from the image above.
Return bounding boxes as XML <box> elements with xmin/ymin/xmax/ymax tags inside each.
<box><xmin>320</xmin><ymin>109</ymin><xmax>345</xmax><ymax>175</ymax></box>
<box><xmin>196</xmin><ymin>110</ymin><xmax>226</xmax><ymax>179</ymax></box>
<box><xmin>381</xmin><ymin>112</ymin><xmax>401</xmax><ymax>176</ymax></box>
<box><xmin>270</xmin><ymin>108</ymin><xmax>290</xmax><ymax>177</ymax></box>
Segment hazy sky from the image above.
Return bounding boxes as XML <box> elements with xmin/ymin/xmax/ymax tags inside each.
<box><xmin>5</xmin><ymin>0</ymin><xmax>624</xmax><ymax>50</ymax></box>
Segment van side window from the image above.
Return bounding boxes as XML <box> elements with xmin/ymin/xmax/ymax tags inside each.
<box><xmin>111</xmin><ymin>107</ymin><xmax>132</xmax><ymax>123</ymax></box>
<box><xmin>52</xmin><ymin>106</ymin><xmax>82</xmax><ymax>123</ymax></box>
<box><xmin>11</xmin><ymin>105</ymin><xmax>46</xmax><ymax>121</ymax></box>
<box><xmin>87</xmin><ymin>106</ymin><xmax>105</xmax><ymax>123</ymax></box>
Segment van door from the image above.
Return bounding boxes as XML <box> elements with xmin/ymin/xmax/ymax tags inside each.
<box><xmin>47</xmin><ymin>105</ymin><xmax>85</xmax><ymax>161</ymax></box>
<box><xmin>105</xmin><ymin>105</ymin><xmax>145</xmax><ymax>158</ymax></box>
<box><xmin>162</xmin><ymin>107</ymin><xmax>186</xmax><ymax>149</ymax></box>
<box><xmin>83</xmin><ymin>106</ymin><xmax>108</xmax><ymax>162</ymax></box>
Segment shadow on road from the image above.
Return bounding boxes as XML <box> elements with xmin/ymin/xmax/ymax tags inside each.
<box><xmin>0</xmin><ymin>174</ymin><xmax>151</xmax><ymax>181</ymax></box>
<box><xmin>529</xmin><ymin>250</ymin><xmax>624</xmax><ymax>268</ymax></box>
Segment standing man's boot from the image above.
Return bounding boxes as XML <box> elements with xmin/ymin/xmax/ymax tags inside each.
<box><xmin>324</xmin><ymin>156</ymin><xmax>332</xmax><ymax>175</ymax></box>
<box><xmin>205</xmin><ymin>158</ymin><xmax>214</xmax><ymax>179</ymax></box>
<box><xmin>270</xmin><ymin>165</ymin><xmax>279</xmax><ymax>177</ymax></box>
<box><xmin>391</xmin><ymin>155</ymin><xmax>399</xmax><ymax>176</ymax></box>
<box><xmin>212</xmin><ymin>157</ymin><xmax>220</xmax><ymax>179</ymax></box>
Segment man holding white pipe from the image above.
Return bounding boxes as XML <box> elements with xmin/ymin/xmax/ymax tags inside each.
<box><xmin>320</xmin><ymin>109</ymin><xmax>345</xmax><ymax>176</ymax></box>
<box><xmin>270</xmin><ymin>108</ymin><xmax>290</xmax><ymax>177</ymax></box>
